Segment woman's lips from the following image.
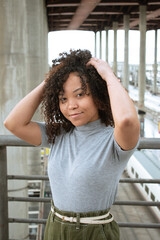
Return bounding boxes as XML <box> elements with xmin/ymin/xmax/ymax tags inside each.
<box><xmin>69</xmin><ymin>112</ymin><xmax>83</xmax><ymax>119</ymax></box>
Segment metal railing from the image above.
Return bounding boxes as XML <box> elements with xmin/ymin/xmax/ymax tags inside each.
<box><xmin>0</xmin><ymin>135</ymin><xmax>160</xmax><ymax>240</ymax></box>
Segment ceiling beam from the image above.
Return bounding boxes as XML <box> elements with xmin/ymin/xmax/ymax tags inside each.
<box><xmin>47</xmin><ymin>3</ymin><xmax>79</xmax><ymax>7</ymax></box>
<box><xmin>129</xmin><ymin>7</ymin><xmax>160</xmax><ymax>28</ymax></box>
<box><xmin>67</xmin><ymin>0</ymin><xmax>101</xmax><ymax>30</ymax></box>
<box><xmin>148</xmin><ymin>2</ymin><xmax>160</xmax><ymax>5</ymax></box>
<box><xmin>48</xmin><ymin>12</ymin><xmax>74</xmax><ymax>16</ymax></box>
<box><xmin>90</xmin><ymin>11</ymin><xmax>123</xmax><ymax>15</ymax></box>
<box><xmin>98</xmin><ymin>2</ymin><xmax>138</xmax><ymax>6</ymax></box>
<box><xmin>47</xmin><ymin>2</ymin><xmax>139</xmax><ymax>7</ymax></box>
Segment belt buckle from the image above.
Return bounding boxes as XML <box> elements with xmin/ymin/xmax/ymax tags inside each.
<box><xmin>76</xmin><ymin>213</ymin><xmax>80</xmax><ymax>230</ymax></box>
<box><xmin>51</xmin><ymin>206</ymin><xmax>55</xmax><ymax>222</ymax></box>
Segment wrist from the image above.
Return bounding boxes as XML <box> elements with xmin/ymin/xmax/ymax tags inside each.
<box><xmin>104</xmin><ymin>73</ymin><xmax>120</xmax><ymax>86</ymax></box>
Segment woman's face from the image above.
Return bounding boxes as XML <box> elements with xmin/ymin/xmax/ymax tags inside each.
<box><xmin>59</xmin><ymin>72</ymin><xmax>99</xmax><ymax>126</ymax></box>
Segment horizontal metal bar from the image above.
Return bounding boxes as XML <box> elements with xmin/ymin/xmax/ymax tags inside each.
<box><xmin>7</xmin><ymin>175</ymin><xmax>49</xmax><ymax>181</ymax></box>
<box><xmin>113</xmin><ymin>201</ymin><xmax>160</xmax><ymax>206</ymax></box>
<box><xmin>118</xmin><ymin>222</ymin><xmax>160</xmax><ymax>228</ymax></box>
<box><xmin>8</xmin><ymin>197</ymin><xmax>160</xmax><ymax>206</ymax></box>
<box><xmin>119</xmin><ymin>178</ymin><xmax>160</xmax><ymax>183</ymax></box>
<box><xmin>0</xmin><ymin>135</ymin><xmax>34</xmax><ymax>147</ymax></box>
<box><xmin>137</xmin><ymin>138</ymin><xmax>160</xmax><ymax>149</ymax></box>
<box><xmin>7</xmin><ymin>175</ymin><xmax>160</xmax><ymax>184</ymax></box>
<box><xmin>8</xmin><ymin>197</ymin><xmax>51</xmax><ymax>202</ymax></box>
<box><xmin>9</xmin><ymin>218</ymin><xmax>46</xmax><ymax>224</ymax></box>
<box><xmin>1</xmin><ymin>135</ymin><xmax>160</xmax><ymax>149</ymax></box>
<box><xmin>8</xmin><ymin>218</ymin><xmax>160</xmax><ymax>228</ymax></box>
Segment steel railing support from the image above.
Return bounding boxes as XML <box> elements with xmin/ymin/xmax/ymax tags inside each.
<box><xmin>0</xmin><ymin>146</ymin><xmax>8</xmax><ymax>240</ymax></box>
<box><xmin>7</xmin><ymin>218</ymin><xmax>160</xmax><ymax>228</ymax></box>
<box><xmin>0</xmin><ymin>135</ymin><xmax>160</xmax><ymax>236</ymax></box>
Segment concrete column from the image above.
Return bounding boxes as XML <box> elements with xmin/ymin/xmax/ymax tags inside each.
<box><xmin>113</xmin><ymin>22</ymin><xmax>118</xmax><ymax>75</ymax></box>
<box><xmin>0</xmin><ymin>1</ymin><xmax>28</xmax><ymax>239</ymax></box>
<box><xmin>138</xmin><ymin>5</ymin><xmax>146</xmax><ymax>110</ymax></box>
<box><xmin>25</xmin><ymin>1</ymin><xmax>48</xmax><ymax>238</ymax></box>
<box><xmin>123</xmin><ymin>15</ymin><xmax>129</xmax><ymax>90</ymax></box>
<box><xmin>94</xmin><ymin>31</ymin><xmax>97</xmax><ymax>57</ymax></box>
<box><xmin>0</xmin><ymin>0</ymin><xmax>48</xmax><ymax>239</ymax></box>
<box><xmin>99</xmin><ymin>31</ymin><xmax>102</xmax><ymax>59</ymax></box>
<box><xmin>25</xmin><ymin>0</ymin><xmax>48</xmax><ymax>177</ymax></box>
<box><xmin>105</xmin><ymin>27</ymin><xmax>109</xmax><ymax>62</ymax></box>
<box><xmin>153</xmin><ymin>29</ymin><xmax>157</xmax><ymax>94</ymax></box>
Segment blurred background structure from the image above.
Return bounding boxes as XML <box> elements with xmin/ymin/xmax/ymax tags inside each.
<box><xmin>0</xmin><ymin>1</ymin><xmax>160</xmax><ymax>239</ymax></box>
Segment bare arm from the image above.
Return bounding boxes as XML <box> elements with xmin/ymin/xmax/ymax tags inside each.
<box><xmin>4</xmin><ymin>81</ymin><xmax>45</xmax><ymax>146</ymax></box>
<box><xmin>87</xmin><ymin>58</ymin><xmax>140</xmax><ymax>150</ymax></box>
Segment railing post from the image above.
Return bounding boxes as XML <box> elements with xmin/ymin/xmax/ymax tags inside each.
<box><xmin>0</xmin><ymin>146</ymin><xmax>8</xmax><ymax>240</ymax></box>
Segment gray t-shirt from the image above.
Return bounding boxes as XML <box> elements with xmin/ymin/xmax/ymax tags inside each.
<box><xmin>37</xmin><ymin>119</ymin><xmax>137</xmax><ymax>212</ymax></box>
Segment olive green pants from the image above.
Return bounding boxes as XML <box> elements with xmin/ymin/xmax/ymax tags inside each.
<box><xmin>44</xmin><ymin>203</ymin><xmax>120</xmax><ymax>240</ymax></box>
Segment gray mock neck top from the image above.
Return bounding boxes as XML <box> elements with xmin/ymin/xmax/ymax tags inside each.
<box><xmin>37</xmin><ymin>119</ymin><xmax>137</xmax><ymax>212</ymax></box>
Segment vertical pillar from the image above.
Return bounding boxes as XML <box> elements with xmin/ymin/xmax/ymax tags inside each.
<box><xmin>113</xmin><ymin>22</ymin><xmax>118</xmax><ymax>75</ymax></box>
<box><xmin>99</xmin><ymin>31</ymin><xmax>102</xmax><ymax>59</ymax></box>
<box><xmin>153</xmin><ymin>29</ymin><xmax>157</xmax><ymax>95</ymax></box>
<box><xmin>94</xmin><ymin>31</ymin><xmax>97</xmax><ymax>57</ymax></box>
<box><xmin>25</xmin><ymin>1</ymin><xmax>48</xmax><ymax>238</ymax></box>
<box><xmin>0</xmin><ymin>1</ymin><xmax>28</xmax><ymax>239</ymax></box>
<box><xmin>0</xmin><ymin>0</ymin><xmax>48</xmax><ymax>239</ymax></box>
<box><xmin>123</xmin><ymin>15</ymin><xmax>129</xmax><ymax>90</ymax></box>
<box><xmin>138</xmin><ymin>5</ymin><xmax>146</xmax><ymax>110</ymax></box>
<box><xmin>25</xmin><ymin>0</ymin><xmax>48</xmax><ymax>177</ymax></box>
<box><xmin>105</xmin><ymin>27</ymin><xmax>109</xmax><ymax>62</ymax></box>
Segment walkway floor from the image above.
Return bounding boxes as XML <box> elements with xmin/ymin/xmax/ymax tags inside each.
<box><xmin>128</xmin><ymin>85</ymin><xmax>160</xmax><ymax>122</ymax></box>
<box><xmin>111</xmin><ymin>171</ymin><xmax>160</xmax><ymax>240</ymax></box>
<box><xmin>129</xmin><ymin>85</ymin><xmax>160</xmax><ymax>112</ymax></box>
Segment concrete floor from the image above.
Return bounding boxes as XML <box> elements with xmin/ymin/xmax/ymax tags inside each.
<box><xmin>111</xmin><ymin>171</ymin><xmax>160</xmax><ymax>240</ymax></box>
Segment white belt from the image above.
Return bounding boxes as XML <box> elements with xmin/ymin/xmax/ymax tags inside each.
<box><xmin>51</xmin><ymin>206</ymin><xmax>114</xmax><ymax>224</ymax></box>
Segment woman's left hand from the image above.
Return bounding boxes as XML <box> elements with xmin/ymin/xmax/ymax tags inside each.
<box><xmin>87</xmin><ymin>58</ymin><xmax>117</xmax><ymax>83</ymax></box>
<box><xmin>87</xmin><ymin>58</ymin><xmax>140</xmax><ymax>151</ymax></box>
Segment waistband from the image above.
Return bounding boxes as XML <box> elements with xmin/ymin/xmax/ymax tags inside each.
<box><xmin>50</xmin><ymin>200</ymin><xmax>114</xmax><ymax>225</ymax></box>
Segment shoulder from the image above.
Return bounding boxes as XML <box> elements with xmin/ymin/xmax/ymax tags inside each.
<box><xmin>36</xmin><ymin>122</ymin><xmax>49</xmax><ymax>148</ymax></box>
<box><xmin>99</xmin><ymin>124</ymin><xmax>138</xmax><ymax>161</ymax></box>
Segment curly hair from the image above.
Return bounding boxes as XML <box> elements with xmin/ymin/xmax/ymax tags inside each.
<box><xmin>42</xmin><ymin>49</ymin><xmax>114</xmax><ymax>144</ymax></box>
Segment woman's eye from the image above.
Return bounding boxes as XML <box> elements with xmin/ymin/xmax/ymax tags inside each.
<box><xmin>77</xmin><ymin>92</ymin><xmax>84</xmax><ymax>97</ymax></box>
<box><xmin>59</xmin><ymin>97</ymin><xmax>67</xmax><ymax>103</ymax></box>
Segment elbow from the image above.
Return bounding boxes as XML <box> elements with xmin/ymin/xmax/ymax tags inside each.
<box><xmin>4</xmin><ymin>118</ymin><xmax>15</xmax><ymax>133</ymax></box>
<box><xmin>4</xmin><ymin>119</ymin><xmax>11</xmax><ymax>131</ymax></box>
<box><xmin>115</xmin><ymin>115</ymin><xmax>140</xmax><ymax>150</ymax></box>
<box><xmin>119</xmin><ymin>115</ymin><xmax>140</xmax><ymax>135</ymax></box>
<box><xmin>4</xmin><ymin>119</ymin><xmax>8</xmax><ymax>129</ymax></box>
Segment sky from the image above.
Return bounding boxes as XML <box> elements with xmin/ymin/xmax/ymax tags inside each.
<box><xmin>48</xmin><ymin>29</ymin><xmax>160</xmax><ymax>66</ymax></box>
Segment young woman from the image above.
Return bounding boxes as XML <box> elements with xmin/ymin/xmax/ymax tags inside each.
<box><xmin>4</xmin><ymin>49</ymin><xmax>140</xmax><ymax>240</ymax></box>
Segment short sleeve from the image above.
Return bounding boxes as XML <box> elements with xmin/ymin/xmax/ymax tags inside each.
<box><xmin>36</xmin><ymin>122</ymin><xmax>50</xmax><ymax>148</ymax></box>
<box><xmin>113</xmin><ymin>136</ymin><xmax>140</xmax><ymax>162</ymax></box>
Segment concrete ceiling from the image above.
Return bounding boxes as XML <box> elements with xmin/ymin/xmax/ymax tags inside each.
<box><xmin>45</xmin><ymin>0</ymin><xmax>160</xmax><ymax>32</ymax></box>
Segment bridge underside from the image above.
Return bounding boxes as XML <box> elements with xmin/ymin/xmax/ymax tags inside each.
<box><xmin>46</xmin><ymin>0</ymin><xmax>160</xmax><ymax>32</ymax></box>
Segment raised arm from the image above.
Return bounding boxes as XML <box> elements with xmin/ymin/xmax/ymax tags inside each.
<box><xmin>4</xmin><ymin>81</ymin><xmax>45</xmax><ymax>146</ymax></box>
<box><xmin>87</xmin><ymin>58</ymin><xmax>140</xmax><ymax>150</ymax></box>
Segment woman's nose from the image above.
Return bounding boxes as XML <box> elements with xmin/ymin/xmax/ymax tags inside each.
<box><xmin>68</xmin><ymin>99</ymin><xmax>78</xmax><ymax>110</ymax></box>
